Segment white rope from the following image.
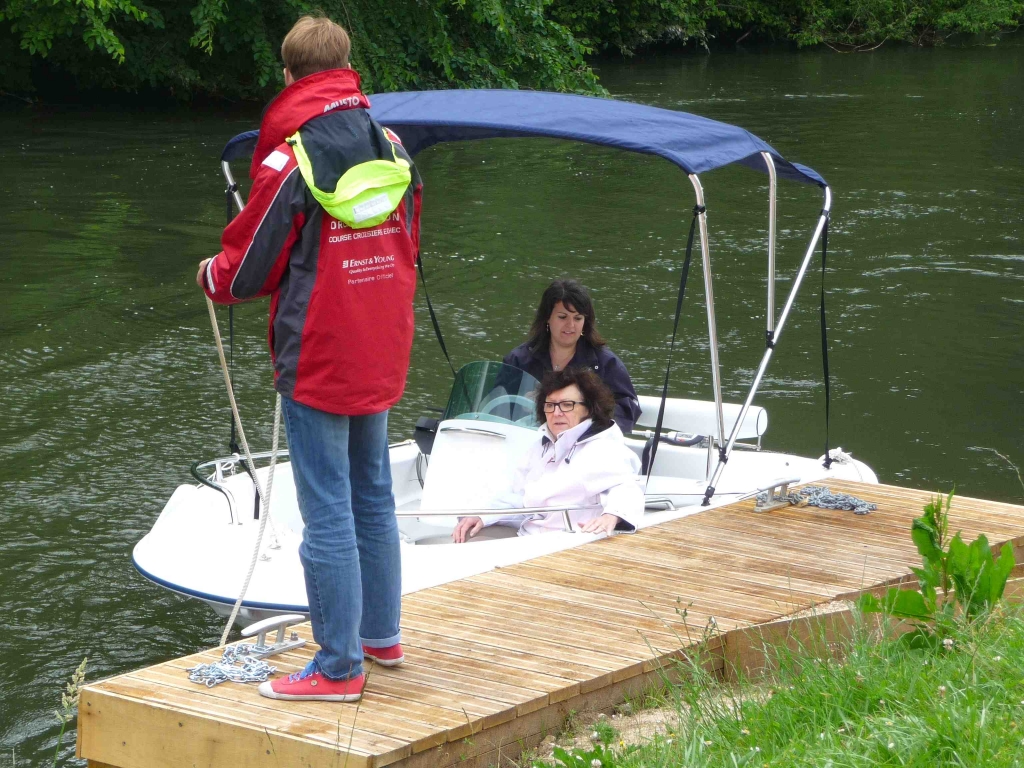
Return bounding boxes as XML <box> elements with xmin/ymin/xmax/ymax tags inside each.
<box><xmin>826</xmin><ymin>446</ymin><xmax>865</xmax><ymax>481</ymax></box>
<box><xmin>204</xmin><ymin>295</ymin><xmax>283</xmax><ymax>646</ymax></box>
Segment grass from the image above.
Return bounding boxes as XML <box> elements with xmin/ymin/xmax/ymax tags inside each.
<box><xmin>52</xmin><ymin>658</ymin><xmax>87</xmax><ymax>768</ymax></box>
<box><xmin>533</xmin><ymin>602</ymin><xmax>1024</xmax><ymax>767</ymax></box>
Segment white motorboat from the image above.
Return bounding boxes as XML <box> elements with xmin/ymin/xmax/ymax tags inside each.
<box><xmin>134</xmin><ymin>90</ymin><xmax>877</xmax><ymax>623</ymax></box>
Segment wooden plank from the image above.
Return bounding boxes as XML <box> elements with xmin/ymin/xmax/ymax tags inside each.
<box><xmin>244</xmin><ymin>652</ymin><xmax>520</xmax><ymax>736</ymax></box>
<box><xmin>80</xmin><ymin>686</ymin><xmax>375</xmax><ymax>768</ymax></box>
<box><xmin>653</xmin><ymin>509</ymin><xmax>927</xmax><ymax>555</ymax></box>
<box><xmin>466</xmin><ymin>569</ymin><xmax>728</xmax><ymax>634</ymax></box>
<box><xmin>610</xmin><ymin>532</ymin><xmax>884</xmax><ymax>585</ymax></box>
<box><xmin>130</xmin><ymin>665</ymin><xmax>443</xmax><ymax>748</ymax></box>
<box><xmin>522</xmin><ymin>546</ymin><xmax>839</xmax><ymax>609</ymax></box>
<box><xmin>401</xmin><ymin>649</ymin><xmax>725</xmax><ymax>768</ymax></box>
<box><xmin>403</xmin><ymin>590</ymin><xmax>684</xmax><ymax>658</ymax></box>
<box><xmin>509</xmin><ymin>561</ymin><xmax>784</xmax><ymax>625</ymax></box>
<box><xmin>160</xmin><ymin>651</ymin><xmax>501</xmax><ymax>746</ymax></box>
<box><xmin>722</xmin><ymin>609</ymin><xmax>858</xmax><ymax>682</ymax></box>
<box><xmin>402</xmin><ymin>632</ymin><xmax>587</xmax><ymax>687</ymax></box>
<box><xmin>833</xmin><ymin>481</ymin><xmax>1023</xmax><ymax>514</ymax></box>
<box><xmin>395</xmin><ymin>644</ymin><xmax>582</xmax><ymax>700</ymax></box>
<box><xmin>651</xmin><ymin>520</ymin><xmax>925</xmax><ymax>581</ymax></box>
<box><xmin>281</xmin><ymin>623</ymin><xmax>584</xmax><ymax>696</ymax></box>
<box><xmin>592</xmin><ymin>535</ymin><xmax>861</xmax><ymax>593</ymax></box>
<box><xmin>397</xmin><ymin>612</ymin><xmax>634</xmax><ymax>671</ymax></box>
<box><xmin>399</xmin><ymin>626</ymin><xmax>600</xmax><ymax>686</ymax></box>
<box><xmin>432</xmin><ymin>579</ymin><xmax>692</xmax><ymax>645</ymax></box>
<box><xmin>728</xmin><ymin>505</ymin><xmax>1022</xmax><ymax>551</ymax></box>
<box><xmin>621</xmin><ymin>523</ymin><xmax>911</xmax><ymax>583</ymax></box>
<box><xmin>668</xmin><ymin>511</ymin><xmax>931</xmax><ymax>564</ymax></box>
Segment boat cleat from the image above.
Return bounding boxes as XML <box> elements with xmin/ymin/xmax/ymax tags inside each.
<box><xmin>753</xmin><ymin>477</ymin><xmax>802</xmax><ymax>513</ymax></box>
<box><xmin>239</xmin><ymin>613</ymin><xmax>307</xmax><ymax>659</ymax></box>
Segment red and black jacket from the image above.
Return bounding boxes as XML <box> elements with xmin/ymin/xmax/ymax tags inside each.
<box><xmin>203</xmin><ymin>69</ymin><xmax>422</xmax><ymax>416</ymax></box>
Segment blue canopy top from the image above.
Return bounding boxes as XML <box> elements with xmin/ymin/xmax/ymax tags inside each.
<box><xmin>222</xmin><ymin>89</ymin><xmax>825</xmax><ymax>187</ymax></box>
<box><xmin>370</xmin><ymin>90</ymin><xmax>825</xmax><ymax>187</ymax></box>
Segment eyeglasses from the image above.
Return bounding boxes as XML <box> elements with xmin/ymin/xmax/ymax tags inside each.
<box><xmin>543</xmin><ymin>400</ymin><xmax>582</xmax><ymax>413</ymax></box>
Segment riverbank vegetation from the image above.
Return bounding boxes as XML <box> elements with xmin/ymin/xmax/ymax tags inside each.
<box><xmin>533</xmin><ymin>600</ymin><xmax>1024</xmax><ymax>767</ymax></box>
<box><xmin>1</xmin><ymin>0</ymin><xmax>1021</xmax><ymax>101</ymax></box>
<box><xmin>530</xmin><ymin>492</ymin><xmax>1023</xmax><ymax>767</ymax></box>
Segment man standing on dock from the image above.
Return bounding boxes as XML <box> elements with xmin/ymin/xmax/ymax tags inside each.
<box><xmin>196</xmin><ymin>14</ymin><xmax>421</xmax><ymax>702</ymax></box>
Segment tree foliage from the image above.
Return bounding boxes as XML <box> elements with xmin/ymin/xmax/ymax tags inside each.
<box><xmin>551</xmin><ymin>0</ymin><xmax>1024</xmax><ymax>53</ymax></box>
<box><xmin>0</xmin><ymin>0</ymin><xmax>603</xmax><ymax>98</ymax></box>
<box><xmin>0</xmin><ymin>0</ymin><xmax>1020</xmax><ymax>100</ymax></box>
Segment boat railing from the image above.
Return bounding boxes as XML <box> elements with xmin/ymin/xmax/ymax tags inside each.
<box><xmin>191</xmin><ymin>449</ymin><xmax>685</xmax><ymax>529</ymax></box>
<box><xmin>191</xmin><ymin>450</ymin><xmax>295</xmax><ymax>525</ymax></box>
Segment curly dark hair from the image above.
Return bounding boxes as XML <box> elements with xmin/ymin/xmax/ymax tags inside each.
<box><xmin>525</xmin><ymin>279</ymin><xmax>607</xmax><ymax>354</ymax></box>
<box><xmin>534</xmin><ymin>367</ymin><xmax>616</xmax><ymax>429</ymax></box>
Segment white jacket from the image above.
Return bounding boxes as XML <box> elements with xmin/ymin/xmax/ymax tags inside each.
<box><xmin>485</xmin><ymin>419</ymin><xmax>644</xmax><ymax>535</ymax></box>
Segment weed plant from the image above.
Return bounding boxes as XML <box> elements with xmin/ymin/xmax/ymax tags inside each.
<box><xmin>50</xmin><ymin>658</ymin><xmax>87</xmax><ymax>767</ymax></box>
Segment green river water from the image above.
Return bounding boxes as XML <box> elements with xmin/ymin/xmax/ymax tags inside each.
<box><xmin>1</xmin><ymin>43</ymin><xmax>1022</xmax><ymax>764</ymax></box>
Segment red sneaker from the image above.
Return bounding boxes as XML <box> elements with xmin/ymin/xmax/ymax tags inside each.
<box><xmin>362</xmin><ymin>643</ymin><xmax>404</xmax><ymax>667</ymax></box>
<box><xmin>258</xmin><ymin>662</ymin><xmax>364</xmax><ymax>702</ymax></box>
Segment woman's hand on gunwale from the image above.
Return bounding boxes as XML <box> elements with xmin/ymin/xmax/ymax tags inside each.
<box><xmin>452</xmin><ymin>516</ymin><xmax>484</xmax><ymax>543</ymax></box>
<box><xmin>577</xmin><ymin>513</ymin><xmax>619</xmax><ymax>536</ymax></box>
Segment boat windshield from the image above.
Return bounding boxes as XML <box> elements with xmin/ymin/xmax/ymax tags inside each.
<box><xmin>443</xmin><ymin>362</ymin><xmax>541</xmax><ymax>428</ymax></box>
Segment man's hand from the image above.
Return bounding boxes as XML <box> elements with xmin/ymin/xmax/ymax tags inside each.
<box><xmin>452</xmin><ymin>516</ymin><xmax>484</xmax><ymax>543</ymax></box>
<box><xmin>578</xmin><ymin>513</ymin><xmax>619</xmax><ymax>536</ymax></box>
<box><xmin>196</xmin><ymin>258</ymin><xmax>212</xmax><ymax>289</ymax></box>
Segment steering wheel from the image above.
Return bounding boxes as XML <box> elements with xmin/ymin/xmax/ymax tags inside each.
<box><xmin>481</xmin><ymin>393</ymin><xmax>540</xmax><ymax>423</ymax></box>
<box><xmin>480</xmin><ymin>394</ymin><xmax>535</xmax><ymax>419</ymax></box>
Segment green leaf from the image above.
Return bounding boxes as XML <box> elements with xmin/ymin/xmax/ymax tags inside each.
<box><xmin>911</xmin><ymin>563</ymin><xmax>939</xmax><ymax>601</ymax></box>
<box><xmin>884</xmin><ymin>588</ymin><xmax>933</xmax><ymax>621</ymax></box>
<box><xmin>896</xmin><ymin>627</ymin><xmax>939</xmax><ymax>651</ymax></box>
<box><xmin>911</xmin><ymin>518</ymin><xmax>942</xmax><ymax>565</ymax></box>
<box><xmin>856</xmin><ymin>592</ymin><xmax>884</xmax><ymax>614</ymax></box>
<box><xmin>990</xmin><ymin>542</ymin><xmax>1016</xmax><ymax>601</ymax></box>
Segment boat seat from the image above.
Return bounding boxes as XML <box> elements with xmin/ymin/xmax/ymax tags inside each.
<box><xmin>640</xmin><ymin>440</ymin><xmax>710</xmax><ymax>481</ymax></box>
<box><xmin>419</xmin><ymin>419</ymin><xmax>537</xmax><ymax>513</ymax></box>
<box><xmin>398</xmin><ymin>518</ymin><xmax>454</xmax><ymax>544</ymax></box>
<box><xmin>636</xmin><ymin>396</ymin><xmax>767</xmax><ymax>441</ymax></box>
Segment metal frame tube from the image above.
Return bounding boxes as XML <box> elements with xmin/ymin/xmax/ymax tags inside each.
<box><xmin>688</xmin><ymin>174</ymin><xmax>726</xmax><ymax>446</ymax></box>
<box><xmin>222</xmin><ymin>160</ymin><xmax>246</xmax><ymax>212</ymax></box>
<box><xmin>762</xmin><ymin>152</ymin><xmax>778</xmax><ymax>341</ymax></box>
<box><xmin>701</xmin><ymin>185</ymin><xmax>832</xmax><ymax>505</ymax></box>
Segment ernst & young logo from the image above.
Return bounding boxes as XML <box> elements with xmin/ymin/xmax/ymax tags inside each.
<box><xmin>343</xmin><ymin>255</ymin><xmax>396</xmax><ymax>269</ymax></box>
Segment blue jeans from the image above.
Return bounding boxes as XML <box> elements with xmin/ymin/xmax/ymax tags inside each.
<box><xmin>281</xmin><ymin>396</ymin><xmax>402</xmax><ymax>680</ymax></box>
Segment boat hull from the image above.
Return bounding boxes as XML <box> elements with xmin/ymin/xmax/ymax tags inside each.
<box><xmin>133</xmin><ymin>432</ymin><xmax>876</xmax><ymax>624</ymax></box>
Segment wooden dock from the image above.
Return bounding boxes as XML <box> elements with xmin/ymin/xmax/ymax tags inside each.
<box><xmin>78</xmin><ymin>481</ymin><xmax>1024</xmax><ymax>768</ymax></box>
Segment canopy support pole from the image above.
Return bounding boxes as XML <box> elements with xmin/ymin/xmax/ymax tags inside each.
<box><xmin>688</xmin><ymin>174</ymin><xmax>726</xmax><ymax>462</ymax></box>
<box><xmin>701</xmin><ymin>185</ymin><xmax>833</xmax><ymax>506</ymax></box>
<box><xmin>762</xmin><ymin>152</ymin><xmax>777</xmax><ymax>348</ymax></box>
<box><xmin>221</xmin><ymin>160</ymin><xmax>246</xmax><ymax>454</ymax></box>
<box><xmin>222</xmin><ymin>161</ymin><xmax>246</xmax><ymax>212</ymax></box>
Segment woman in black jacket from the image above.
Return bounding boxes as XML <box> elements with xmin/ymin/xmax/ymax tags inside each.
<box><xmin>503</xmin><ymin>279</ymin><xmax>641</xmax><ymax>433</ymax></box>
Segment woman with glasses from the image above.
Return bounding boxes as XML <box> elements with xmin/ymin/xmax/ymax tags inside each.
<box><xmin>452</xmin><ymin>367</ymin><xmax>643</xmax><ymax>541</ymax></box>
<box><xmin>503</xmin><ymin>279</ymin><xmax>641</xmax><ymax>433</ymax></box>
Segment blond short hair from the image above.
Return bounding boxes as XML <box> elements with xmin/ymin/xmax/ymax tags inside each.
<box><xmin>281</xmin><ymin>15</ymin><xmax>351</xmax><ymax>81</ymax></box>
